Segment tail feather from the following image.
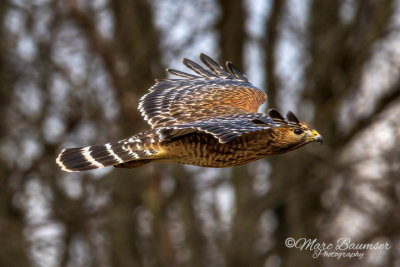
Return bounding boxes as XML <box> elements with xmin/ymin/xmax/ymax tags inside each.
<box><xmin>56</xmin><ymin>136</ymin><xmax>160</xmax><ymax>172</ymax></box>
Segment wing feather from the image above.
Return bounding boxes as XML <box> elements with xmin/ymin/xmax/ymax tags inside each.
<box><xmin>182</xmin><ymin>58</ymin><xmax>218</xmax><ymax>78</ymax></box>
<box><xmin>167</xmin><ymin>69</ymin><xmax>201</xmax><ymax>79</ymax></box>
<box><xmin>200</xmin><ymin>53</ymin><xmax>232</xmax><ymax>79</ymax></box>
<box><xmin>157</xmin><ymin>113</ymin><xmax>275</xmax><ymax>143</ymax></box>
<box><xmin>139</xmin><ymin>54</ymin><xmax>267</xmax><ymax>128</ymax></box>
<box><xmin>226</xmin><ymin>61</ymin><xmax>249</xmax><ymax>82</ymax></box>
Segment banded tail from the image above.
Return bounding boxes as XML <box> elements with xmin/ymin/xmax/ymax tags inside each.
<box><xmin>56</xmin><ymin>133</ymin><xmax>162</xmax><ymax>172</ymax></box>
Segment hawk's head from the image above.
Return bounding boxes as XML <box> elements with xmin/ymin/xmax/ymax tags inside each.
<box><xmin>268</xmin><ymin>109</ymin><xmax>323</xmax><ymax>154</ymax></box>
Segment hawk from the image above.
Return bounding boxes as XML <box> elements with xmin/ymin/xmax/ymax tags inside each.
<box><xmin>56</xmin><ymin>53</ymin><xmax>323</xmax><ymax>172</ymax></box>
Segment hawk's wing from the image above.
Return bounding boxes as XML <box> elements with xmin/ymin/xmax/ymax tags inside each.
<box><xmin>139</xmin><ymin>53</ymin><xmax>267</xmax><ymax>128</ymax></box>
<box><xmin>156</xmin><ymin>113</ymin><xmax>276</xmax><ymax>143</ymax></box>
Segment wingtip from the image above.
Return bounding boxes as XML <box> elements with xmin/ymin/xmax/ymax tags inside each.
<box><xmin>165</xmin><ymin>68</ymin><xmax>173</xmax><ymax>75</ymax></box>
<box><xmin>225</xmin><ymin>61</ymin><xmax>249</xmax><ymax>82</ymax></box>
<box><xmin>199</xmin><ymin>52</ymin><xmax>211</xmax><ymax>61</ymax></box>
<box><xmin>268</xmin><ymin>109</ymin><xmax>286</xmax><ymax>124</ymax></box>
<box><xmin>286</xmin><ymin>110</ymin><xmax>300</xmax><ymax>125</ymax></box>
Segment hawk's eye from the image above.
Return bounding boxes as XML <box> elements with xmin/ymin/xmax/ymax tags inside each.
<box><xmin>294</xmin><ymin>129</ymin><xmax>303</xmax><ymax>135</ymax></box>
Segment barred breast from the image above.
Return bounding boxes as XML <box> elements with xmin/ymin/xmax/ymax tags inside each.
<box><xmin>161</xmin><ymin>131</ymin><xmax>274</xmax><ymax>167</ymax></box>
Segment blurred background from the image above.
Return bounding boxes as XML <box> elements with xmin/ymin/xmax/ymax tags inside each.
<box><xmin>1</xmin><ymin>0</ymin><xmax>400</xmax><ymax>266</ymax></box>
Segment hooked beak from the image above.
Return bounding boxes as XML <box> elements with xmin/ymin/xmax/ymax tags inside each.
<box><xmin>311</xmin><ymin>130</ymin><xmax>323</xmax><ymax>145</ymax></box>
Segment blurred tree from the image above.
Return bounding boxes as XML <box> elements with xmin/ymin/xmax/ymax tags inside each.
<box><xmin>0</xmin><ymin>1</ymin><xmax>30</xmax><ymax>266</ymax></box>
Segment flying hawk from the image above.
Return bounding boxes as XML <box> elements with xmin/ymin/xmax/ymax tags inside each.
<box><xmin>56</xmin><ymin>54</ymin><xmax>323</xmax><ymax>172</ymax></box>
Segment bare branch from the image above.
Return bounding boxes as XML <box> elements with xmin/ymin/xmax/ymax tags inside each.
<box><xmin>342</xmin><ymin>80</ymin><xmax>400</xmax><ymax>145</ymax></box>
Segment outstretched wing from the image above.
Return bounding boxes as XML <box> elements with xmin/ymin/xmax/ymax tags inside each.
<box><xmin>156</xmin><ymin>113</ymin><xmax>276</xmax><ymax>143</ymax></box>
<box><xmin>139</xmin><ymin>53</ymin><xmax>267</xmax><ymax>128</ymax></box>
<box><xmin>156</xmin><ymin>109</ymin><xmax>301</xmax><ymax>143</ymax></box>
